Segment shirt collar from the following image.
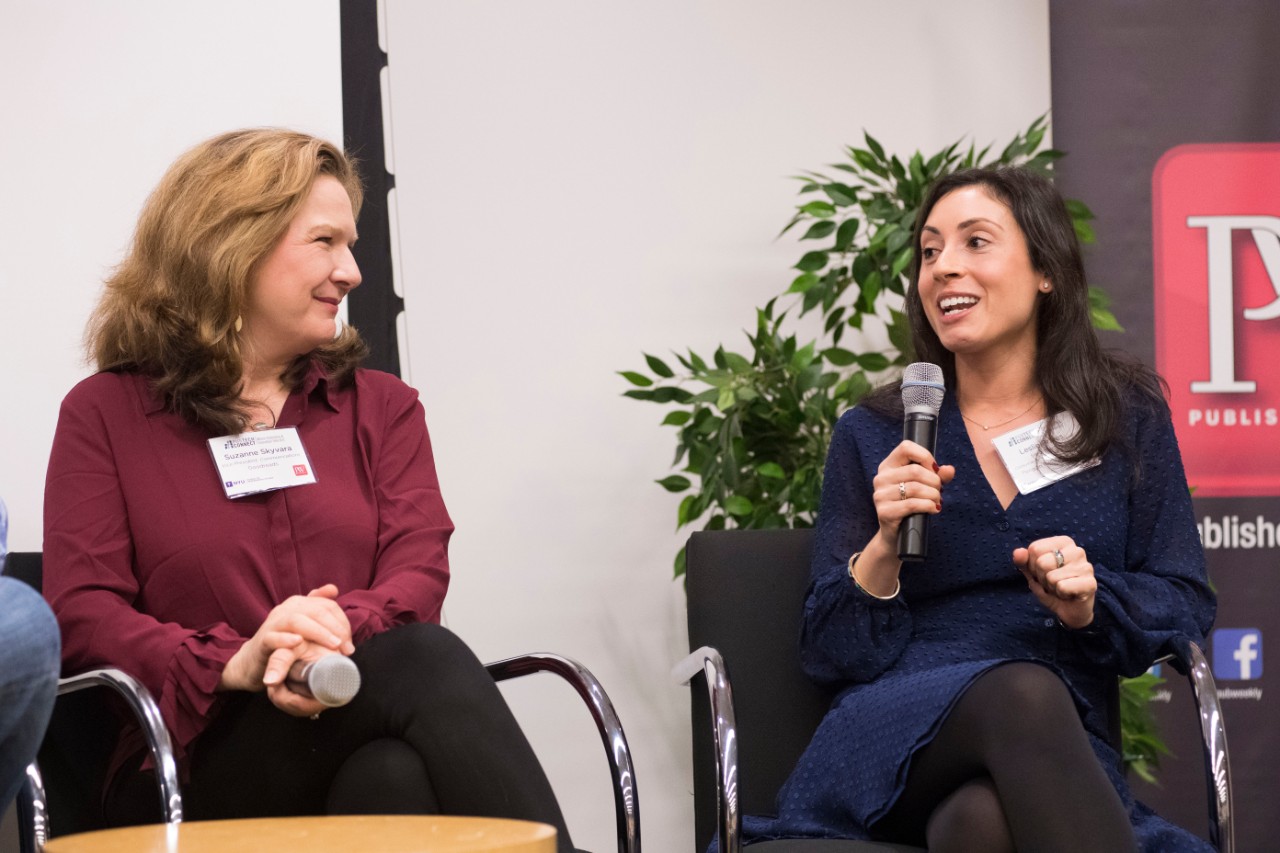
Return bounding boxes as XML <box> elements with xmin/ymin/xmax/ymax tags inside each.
<box><xmin>137</xmin><ymin>358</ymin><xmax>342</xmax><ymax>417</ymax></box>
<box><xmin>301</xmin><ymin>358</ymin><xmax>343</xmax><ymax>413</ymax></box>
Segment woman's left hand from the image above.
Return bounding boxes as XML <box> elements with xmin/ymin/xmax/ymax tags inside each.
<box><xmin>1013</xmin><ymin>536</ymin><xmax>1096</xmax><ymax>629</ymax></box>
<box><xmin>265</xmin><ymin>643</ymin><xmax>336</xmax><ymax>719</ymax></box>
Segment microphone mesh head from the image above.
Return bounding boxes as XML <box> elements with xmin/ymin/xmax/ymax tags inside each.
<box><xmin>310</xmin><ymin>655</ymin><xmax>362</xmax><ymax>707</ymax></box>
<box><xmin>901</xmin><ymin>362</ymin><xmax>945</xmax><ymax>415</ymax></box>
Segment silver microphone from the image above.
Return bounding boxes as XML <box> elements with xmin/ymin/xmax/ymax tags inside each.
<box><xmin>898</xmin><ymin>362</ymin><xmax>945</xmax><ymax>561</ymax></box>
<box><xmin>287</xmin><ymin>655</ymin><xmax>362</xmax><ymax>707</ymax></box>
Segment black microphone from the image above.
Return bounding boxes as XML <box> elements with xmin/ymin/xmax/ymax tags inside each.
<box><xmin>287</xmin><ymin>654</ymin><xmax>362</xmax><ymax>707</ymax></box>
<box><xmin>898</xmin><ymin>362</ymin><xmax>945</xmax><ymax>561</ymax></box>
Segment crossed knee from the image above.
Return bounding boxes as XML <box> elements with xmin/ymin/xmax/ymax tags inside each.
<box><xmin>927</xmin><ymin>777</ymin><xmax>1014</xmax><ymax>853</ymax></box>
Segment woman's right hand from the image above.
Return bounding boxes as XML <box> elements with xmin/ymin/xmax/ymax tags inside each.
<box><xmin>219</xmin><ymin>584</ymin><xmax>355</xmax><ymax>694</ymax></box>
<box><xmin>848</xmin><ymin>441</ymin><xmax>955</xmax><ymax>597</ymax></box>
<box><xmin>871</xmin><ymin>440</ymin><xmax>955</xmax><ymax>544</ymax></box>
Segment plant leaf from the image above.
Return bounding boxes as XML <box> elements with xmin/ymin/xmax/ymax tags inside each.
<box><xmin>802</xmin><ymin>220</ymin><xmax>837</xmax><ymax>240</ymax></box>
<box><xmin>795</xmin><ymin>251</ymin><xmax>829</xmax><ymax>272</ymax></box>
<box><xmin>787</xmin><ymin>272</ymin><xmax>820</xmax><ymax>294</ymax></box>
<box><xmin>725</xmin><ymin>495</ymin><xmax>754</xmax><ymax>517</ymax></box>
<box><xmin>855</xmin><ymin>352</ymin><xmax>891</xmax><ymax>372</ymax></box>
<box><xmin>757</xmin><ymin>462</ymin><xmax>786</xmax><ymax>479</ymax></box>
<box><xmin>834</xmin><ymin>218</ymin><xmax>860</xmax><ymax>252</ymax></box>
<box><xmin>799</xmin><ymin>201</ymin><xmax>836</xmax><ymax>218</ymax></box>
<box><xmin>823</xmin><ymin>347</ymin><xmax>858</xmax><ymax>366</ymax></box>
<box><xmin>618</xmin><ymin>371</ymin><xmax>653</xmax><ymax>387</ymax></box>
<box><xmin>644</xmin><ymin>353</ymin><xmax>674</xmax><ymax>378</ymax></box>
<box><xmin>657</xmin><ymin>474</ymin><xmax>692</xmax><ymax>493</ymax></box>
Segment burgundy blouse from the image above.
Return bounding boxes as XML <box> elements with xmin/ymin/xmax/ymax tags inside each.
<box><xmin>43</xmin><ymin>362</ymin><xmax>452</xmax><ymax>763</ymax></box>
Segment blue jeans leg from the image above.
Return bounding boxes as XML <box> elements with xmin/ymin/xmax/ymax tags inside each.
<box><xmin>0</xmin><ymin>577</ymin><xmax>60</xmax><ymax>810</ymax></box>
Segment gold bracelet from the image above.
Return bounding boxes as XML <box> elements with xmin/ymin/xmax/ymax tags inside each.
<box><xmin>848</xmin><ymin>551</ymin><xmax>901</xmax><ymax>600</ymax></box>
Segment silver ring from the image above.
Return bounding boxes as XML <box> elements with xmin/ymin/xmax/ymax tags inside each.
<box><xmin>1054</xmin><ymin>548</ymin><xmax>1065</xmax><ymax>569</ymax></box>
<box><xmin>309</xmin><ymin>713</ymin><xmax>321</xmax><ymax>721</ymax></box>
<box><xmin>898</xmin><ymin>482</ymin><xmax>907</xmax><ymax>500</ymax></box>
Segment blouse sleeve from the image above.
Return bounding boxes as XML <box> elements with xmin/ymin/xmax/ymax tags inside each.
<box><xmin>337</xmin><ymin>375</ymin><xmax>453</xmax><ymax>642</ymax></box>
<box><xmin>1066</xmin><ymin>399</ymin><xmax>1216</xmax><ymax>676</ymax></box>
<box><xmin>43</xmin><ymin>380</ymin><xmax>245</xmax><ymax>757</ymax></box>
<box><xmin>800</xmin><ymin>409</ymin><xmax>912</xmax><ymax>687</ymax></box>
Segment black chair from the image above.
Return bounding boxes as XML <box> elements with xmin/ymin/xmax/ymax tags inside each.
<box><xmin>674</xmin><ymin>528</ymin><xmax>1233</xmax><ymax>853</ymax></box>
<box><xmin>4</xmin><ymin>551</ymin><xmax>640</xmax><ymax>853</ymax></box>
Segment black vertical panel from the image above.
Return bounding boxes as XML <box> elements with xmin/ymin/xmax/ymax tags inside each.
<box><xmin>341</xmin><ymin>0</ymin><xmax>403</xmax><ymax>376</ymax></box>
<box><xmin>1050</xmin><ymin>4</ymin><xmax>1280</xmax><ymax>850</ymax></box>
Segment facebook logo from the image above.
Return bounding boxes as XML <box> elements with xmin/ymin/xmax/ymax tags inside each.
<box><xmin>1213</xmin><ymin>629</ymin><xmax>1263</xmax><ymax>680</ymax></box>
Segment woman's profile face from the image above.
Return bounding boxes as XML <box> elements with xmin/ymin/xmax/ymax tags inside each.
<box><xmin>241</xmin><ymin>175</ymin><xmax>361</xmax><ymax>364</ymax></box>
<box><xmin>916</xmin><ymin>185</ymin><xmax>1043</xmax><ymax>360</ymax></box>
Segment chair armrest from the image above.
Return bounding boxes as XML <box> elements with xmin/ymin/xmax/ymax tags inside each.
<box><xmin>17</xmin><ymin>763</ymin><xmax>49</xmax><ymax>853</ymax></box>
<box><xmin>672</xmin><ymin>646</ymin><xmax>740</xmax><ymax>853</ymax></box>
<box><xmin>486</xmin><ymin>653</ymin><xmax>640</xmax><ymax>853</ymax></box>
<box><xmin>57</xmin><ymin>669</ymin><xmax>184</xmax><ymax>825</ymax></box>
<box><xmin>1157</xmin><ymin>639</ymin><xmax>1233</xmax><ymax>853</ymax></box>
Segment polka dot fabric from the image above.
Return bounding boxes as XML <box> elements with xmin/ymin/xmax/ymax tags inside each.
<box><xmin>735</xmin><ymin>394</ymin><xmax>1216</xmax><ymax>851</ymax></box>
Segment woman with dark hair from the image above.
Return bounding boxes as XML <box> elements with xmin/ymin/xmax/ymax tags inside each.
<box><xmin>741</xmin><ymin>167</ymin><xmax>1214</xmax><ymax>851</ymax></box>
<box><xmin>44</xmin><ymin>129</ymin><xmax>580</xmax><ymax>851</ymax></box>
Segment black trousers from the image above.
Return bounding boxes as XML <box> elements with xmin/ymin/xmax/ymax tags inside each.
<box><xmin>107</xmin><ymin>623</ymin><xmax>577</xmax><ymax>853</ymax></box>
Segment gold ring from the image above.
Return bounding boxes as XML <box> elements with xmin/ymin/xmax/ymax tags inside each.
<box><xmin>898</xmin><ymin>482</ymin><xmax>908</xmax><ymax>500</ymax></box>
<box><xmin>1054</xmin><ymin>549</ymin><xmax>1065</xmax><ymax>569</ymax></box>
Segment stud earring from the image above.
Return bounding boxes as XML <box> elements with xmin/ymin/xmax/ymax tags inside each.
<box><xmin>1040</xmin><ymin>281</ymin><xmax>1051</xmax><ymax>292</ymax></box>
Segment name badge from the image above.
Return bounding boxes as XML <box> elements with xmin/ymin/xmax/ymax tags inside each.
<box><xmin>991</xmin><ymin>413</ymin><xmax>1100</xmax><ymax>495</ymax></box>
<box><xmin>208</xmin><ymin>427</ymin><xmax>318</xmax><ymax>499</ymax></box>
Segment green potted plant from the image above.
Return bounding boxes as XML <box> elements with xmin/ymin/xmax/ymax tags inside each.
<box><xmin>621</xmin><ymin>115</ymin><xmax>1168</xmax><ymax>781</ymax></box>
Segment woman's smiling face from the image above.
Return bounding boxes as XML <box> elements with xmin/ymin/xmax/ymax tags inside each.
<box><xmin>917</xmin><ymin>184</ymin><xmax>1046</xmax><ymax>360</ymax></box>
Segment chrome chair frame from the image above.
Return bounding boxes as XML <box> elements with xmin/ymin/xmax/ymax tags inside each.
<box><xmin>17</xmin><ymin>668</ymin><xmax>182</xmax><ymax>853</ymax></box>
<box><xmin>487</xmin><ymin>652</ymin><xmax>642</xmax><ymax>853</ymax></box>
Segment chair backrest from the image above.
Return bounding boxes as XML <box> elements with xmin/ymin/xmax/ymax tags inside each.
<box><xmin>2</xmin><ymin>551</ymin><xmax>121</xmax><ymax>836</ymax></box>
<box><xmin>685</xmin><ymin>528</ymin><xmax>834</xmax><ymax>851</ymax></box>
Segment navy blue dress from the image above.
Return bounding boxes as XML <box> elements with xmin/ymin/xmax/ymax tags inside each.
<box><xmin>740</xmin><ymin>394</ymin><xmax>1216</xmax><ymax>850</ymax></box>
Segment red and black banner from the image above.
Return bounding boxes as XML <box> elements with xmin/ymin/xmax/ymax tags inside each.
<box><xmin>1051</xmin><ymin>2</ymin><xmax>1280</xmax><ymax>847</ymax></box>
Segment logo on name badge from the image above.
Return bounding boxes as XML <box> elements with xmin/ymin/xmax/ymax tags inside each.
<box><xmin>293</xmin><ymin>464</ymin><xmax>308</xmax><ymax>476</ymax></box>
<box><xmin>1212</xmin><ymin>628</ymin><xmax>1263</xmax><ymax>680</ymax></box>
<box><xmin>1153</xmin><ymin>144</ymin><xmax>1280</xmax><ymax>496</ymax></box>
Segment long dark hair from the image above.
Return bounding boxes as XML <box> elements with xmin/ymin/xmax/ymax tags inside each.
<box><xmin>867</xmin><ymin>166</ymin><xmax>1163</xmax><ymax>465</ymax></box>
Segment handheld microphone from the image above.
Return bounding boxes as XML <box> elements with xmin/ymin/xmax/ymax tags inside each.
<box><xmin>287</xmin><ymin>654</ymin><xmax>362</xmax><ymax>707</ymax></box>
<box><xmin>898</xmin><ymin>362</ymin><xmax>945</xmax><ymax>561</ymax></box>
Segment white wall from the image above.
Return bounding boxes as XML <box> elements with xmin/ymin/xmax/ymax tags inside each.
<box><xmin>384</xmin><ymin>2</ymin><xmax>1051</xmax><ymax>850</ymax></box>
<box><xmin>3</xmin><ymin>2</ymin><xmax>1050</xmax><ymax>851</ymax></box>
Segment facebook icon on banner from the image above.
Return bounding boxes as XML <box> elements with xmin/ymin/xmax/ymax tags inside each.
<box><xmin>1213</xmin><ymin>629</ymin><xmax>1263</xmax><ymax>680</ymax></box>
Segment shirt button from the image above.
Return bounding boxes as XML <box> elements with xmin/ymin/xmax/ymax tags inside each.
<box><xmin>996</xmin><ymin>520</ymin><xmax>1010</xmax><ymax>531</ymax></box>
<box><xmin>1044</xmin><ymin>618</ymin><xmax>1056</xmax><ymax>628</ymax></box>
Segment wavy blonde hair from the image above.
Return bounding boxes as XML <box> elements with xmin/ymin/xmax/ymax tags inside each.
<box><xmin>88</xmin><ymin>128</ymin><xmax>368</xmax><ymax>435</ymax></box>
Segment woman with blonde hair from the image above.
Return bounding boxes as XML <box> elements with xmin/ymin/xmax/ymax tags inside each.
<box><xmin>45</xmin><ymin>129</ymin><xmax>579</xmax><ymax>851</ymax></box>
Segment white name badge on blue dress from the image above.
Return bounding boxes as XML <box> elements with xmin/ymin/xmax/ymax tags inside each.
<box><xmin>208</xmin><ymin>427</ymin><xmax>318</xmax><ymax>499</ymax></box>
<box><xmin>991</xmin><ymin>413</ymin><xmax>1101</xmax><ymax>495</ymax></box>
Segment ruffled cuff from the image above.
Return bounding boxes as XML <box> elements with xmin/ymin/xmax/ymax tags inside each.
<box><xmin>160</xmin><ymin>625</ymin><xmax>245</xmax><ymax>759</ymax></box>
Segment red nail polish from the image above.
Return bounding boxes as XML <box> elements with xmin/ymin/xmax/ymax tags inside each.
<box><xmin>932</xmin><ymin>462</ymin><xmax>940</xmax><ymax>473</ymax></box>
<box><xmin>935</xmin><ymin>502</ymin><xmax>942</xmax><ymax>512</ymax></box>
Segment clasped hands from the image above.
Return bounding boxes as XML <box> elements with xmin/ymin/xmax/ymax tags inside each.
<box><xmin>219</xmin><ymin>583</ymin><xmax>355</xmax><ymax>717</ymax></box>
<box><xmin>871</xmin><ymin>440</ymin><xmax>1096</xmax><ymax>628</ymax></box>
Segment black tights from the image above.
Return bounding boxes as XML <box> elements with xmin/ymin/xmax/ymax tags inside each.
<box><xmin>873</xmin><ymin>663</ymin><xmax>1136</xmax><ymax>853</ymax></box>
<box><xmin>106</xmin><ymin>623</ymin><xmax>577</xmax><ymax>853</ymax></box>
